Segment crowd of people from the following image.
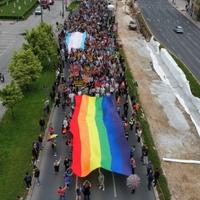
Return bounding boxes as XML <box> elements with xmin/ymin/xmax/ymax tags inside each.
<box><xmin>21</xmin><ymin>0</ymin><xmax>161</xmax><ymax>199</ymax></box>
<box><xmin>56</xmin><ymin>0</ymin><xmax>160</xmax><ymax>198</ymax></box>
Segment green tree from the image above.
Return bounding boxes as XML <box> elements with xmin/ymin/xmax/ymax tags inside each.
<box><xmin>0</xmin><ymin>81</ymin><xmax>23</xmax><ymax>118</ymax></box>
<box><xmin>9</xmin><ymin>48</ymin><xmax>42</xmax><ymax>89</ymax></box>
<box><xmin>24</xmin><ymin>22</ymin><xmax>58</xmax><ymax>68</ymax></box>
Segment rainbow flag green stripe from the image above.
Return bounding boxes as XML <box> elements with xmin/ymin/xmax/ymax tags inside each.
<box><xmin>70</xmin><ymin>95</ymin><xmax>131</xmax><ymax>177</ymax></box>
<box><xmin>95</xmin><ymin>97</ymin><xmax>112</xmax><ymax>169</ymax></box>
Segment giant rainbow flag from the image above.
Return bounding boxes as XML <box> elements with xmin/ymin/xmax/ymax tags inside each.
<box><xmin>70</xmin><ymin>95</ymin><xmax>131</xmax><ymax>177</ymax></box>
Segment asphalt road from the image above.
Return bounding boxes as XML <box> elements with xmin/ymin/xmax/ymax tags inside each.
<box><xmin>137</xmin><ymin>0</ymin><xmax>200</xmax><ymax>81</ymax></box>
<box><xmin>0</xmin><ymin>0</ymin><xmax>64</xmax><ymax>118</ymax></box>
<box><xmin>29</xmin><ymin>98</ymin><xmax>156</xmax><ymax>200</ymax></box>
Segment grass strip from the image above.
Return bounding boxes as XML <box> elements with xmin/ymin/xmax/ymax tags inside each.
<box><xmin>0</xmin><ymin>0</ymin><xmax>37</xmax><ymax>19</ymax></box>
<box><xmin>171</xmin><ymin>54</ymin><xmax>200</xmax><ymax>98</ymax></box>
<box><xmin>0</xmin><ymin>69</ymin><xmax>54</xmax><ymax>200</ymax></box>
<box><xmin>136</xmin><ymin>12</ymin><xmax>152</xmax><ymax>41</ymax></box>
<box><xmin>120</xmin><ymin>47</ymin><xmax>171</xmax><ymax>200</ymax></box>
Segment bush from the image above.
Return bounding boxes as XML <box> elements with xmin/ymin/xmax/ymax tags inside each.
<box><xmin>66</xmin><ymin>0</ymin><xmax>81</xmax><ymax>12</ymax></box>
<box><xmin>136</xmin><ymin>13</ymin><xmax>152</xmax><ymax>40</ymax></box>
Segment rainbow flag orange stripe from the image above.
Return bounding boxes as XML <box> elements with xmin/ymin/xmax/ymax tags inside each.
<box><xmin>70</xmin><ymin>95</ymin><xmax>131</xmax><ymax>177</ymax></box>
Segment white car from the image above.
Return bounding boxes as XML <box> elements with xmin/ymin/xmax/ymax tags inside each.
<box><xmin>174</xmin><ymin>26</ymin><xmax>184</xmax><ymax>33</ymax></box>
<box><xmin>35</xmin><ymin>6</ymin><xmax>42</xmax><ymax>15</ymax></box>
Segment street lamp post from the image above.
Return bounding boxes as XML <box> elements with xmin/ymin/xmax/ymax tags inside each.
<box><xmin>40</xmin><ymin>1</ymin><xmax>43</xmax><ymax>23</ymax></box>
<box><xmin>62</xmin><ymin>0</ymin><xmax>64</xmax><ymax>18</ymax></box>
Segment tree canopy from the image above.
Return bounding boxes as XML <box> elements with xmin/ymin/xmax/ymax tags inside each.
<box><xmin>0</xmin><ymin>81</ymin><xmax>23</xmax><ymax>118</ymax></box>
<box><xmin>9</xmin><ymin>48</ymin><xmax>42</xmax><ymax>89</ymax></box>
<box><xmin>24</xmin><ymin>22</ymin><xmax>58</xmax><ymax>68</ymax></box>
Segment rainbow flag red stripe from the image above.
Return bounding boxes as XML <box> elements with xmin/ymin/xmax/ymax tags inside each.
<box><xmin>70</xmin><ymin>95</ymin><xmax>131</xmax><ymax>177</ymax></box>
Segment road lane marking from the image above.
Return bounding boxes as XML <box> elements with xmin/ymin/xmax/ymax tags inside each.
<box><xmin>75</xmin><ymin>176</ymin><xmax>78</xmax><ymax>189</ymax></box>
<box><xmin>112</xmin><ymin>173</ymin><xmax>117</xmax><ymax>198</ymax></box>
<box><xmin>75</xmin><ymin>176</ymin><xmax>78</xmax><ymax>199</ymax></box>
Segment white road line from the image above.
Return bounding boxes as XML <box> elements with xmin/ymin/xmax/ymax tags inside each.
<box><xmin>75</xmin><ymin>176</ymin><xmax>79</xmax><ymax>199</ymax></box>
<box><xmin>112</xmin><ymin>173</ymin><xmax>117</xmax><ymax>198</ymax></box>
<box><xmin>75</xmin><ymin>176</ymin><xmax>78</xmax><ymax>189</ymax></box>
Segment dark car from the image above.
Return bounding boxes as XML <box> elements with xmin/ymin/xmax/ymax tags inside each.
<box><xmin>174</xmin><ymin>26</ymin><xmax>184</xmax><ymax>33</ymax></box>
<box><xmin>128</xmin><ymin>20</ymin><xmax>137</xmax><ymax>30</ymax></box>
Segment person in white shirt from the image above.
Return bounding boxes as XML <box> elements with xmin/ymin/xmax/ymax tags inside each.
<box><xmin>62</xmin><ymin>118</ymin><xmax>68</xmax><ymax>128</ymax></box>
<box><xmin>77</xmin><ymin>90</ymin><xmax>82</xmax><ymax>96</ymax></box>
<box><xmin>100</xmin><ymin>86</ymin><xmax>105</xmax><ymax>96</ymax></box>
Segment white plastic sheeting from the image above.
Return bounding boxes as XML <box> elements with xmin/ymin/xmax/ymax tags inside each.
<box><xmin>163</xmin><ymin>158</ymin><xmax>200</xmax><ymax>164</ymax></box>
<box><xmin>146</xmin><ymin>37</ymin><xmax>200</xmax><ymax>136</ymax></box>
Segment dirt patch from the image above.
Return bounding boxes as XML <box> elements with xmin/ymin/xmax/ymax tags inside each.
<box><xmin>117</xmin><ymin>1</ymin><xmax>200</xmax><ymax>200</ymax></box>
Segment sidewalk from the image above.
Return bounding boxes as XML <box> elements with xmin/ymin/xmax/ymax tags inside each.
<box><xmin>169</xmin><ymin>0</ymin><xmax>200</xmax><ymax>28</ymax></box>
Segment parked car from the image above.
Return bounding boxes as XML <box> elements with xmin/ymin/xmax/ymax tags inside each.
<box><xmin>128</xmin><ymin>20</ymin><xmax>137</xmax><ymax>30</ymax></box>
<box><xmin>35</xmin><ymin>6</ymin><xmax>42</xmax><ymax>15</ymax></box>
<box><xmin>174</xmin><ymin>26</ymin><xmax>184</xmax><ymax>33</ymax></box>
<box><xmin>49</xmin><ymin>0</ymin><xmax>54</xmax><ymax>5</ymax></box>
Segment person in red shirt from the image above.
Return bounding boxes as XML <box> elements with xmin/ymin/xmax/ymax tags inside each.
<box><xmin>57</xmin><ymin>185</ymin><xmax>68</xmax><ymax>200</ymax></box>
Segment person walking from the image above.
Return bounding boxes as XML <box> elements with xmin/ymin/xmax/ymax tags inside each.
<box><xmin>33</xmin><ymin>166</ymin><xmax>40</xmax><ymax>185</ymax></box>
<box><xmin>76</xmin><ymin>186</ymin><xmax>82</xmax><ymax>200</ymax></box>
<box><xmin>146</xmin><ymin>160</ymin><xmax>153</xmax><ymax>176</ymax></box>
<box><xmin>82</xmin><ymin>180</ymin><xmax>91</xmax><ymax>200</ymax></box>
<box><xmin>136</xmin><ymin>128</ymin><xmax>142</xmax><ymax>143</ymax></box>
<box><xmin>130</xmin><ymin>157</ymin><xmax>136</xmax><ymax>174</ymax></box>
<box><xmin>64</xmin><ymin>172</ymin><xmax>71</xmax><ymax>188</ymax></box>
<box><xmin>44</xmin><ymin>99</ymin><xmax>50</xmax><ymax>115</ymax></box>
<box><xmin>55</xmin><ymin>96</ymin><xmax>61</xmax><ymax>107</ymax></box>
<box><xmin>48</xmin><ymin>124</ymin><xmax>55</xmax><ymax>135</ymax></box>
<box><xmin>54</xmin><ymin>157</ymin><xmax>61</xmax><ymax>174</ymax></box>
<box><xmin>38</xmin><ymin>134</ymin><xmax>43</xmax><ymax>150</ymax></box>
<box><xmin>24</xmin><ymin>172</ymin><xmax>32</xmax><ymax>189</ymax></box>
<box><xmin>32</xmin><ymin>146</ymin><xmax>39</xmax><ymax>161</ymax></box>
<box><xmin>98</xmin><ymin>169</ymin><xmax>105</xmax><ymax>191</ymax></box>
<box><xmin>51</xmin><ymin>140</ymin><xmax>57</xmax><ymax>156</ymax></box>
<box><xmin>64</xmin><ymin>157</ymin><xmax>70</xmax><ymax>171</ymax></box>
<box><xmin>129</xmin><ymin>114</ymin><xmax>135</xmax><ymax>131</ymax></box>
<box><xmin>141</xmin><ymin>145</ymin><xmax>148</xmax><ymax>165</ymax></box>
<box><xmin>143</xmin><ymin>146</ymin><xmax>148</xmax><ymax>165</ymax></box>
<box><xmin>57</xmin><ymin>185</ymin><xmax>68</xmax><ymax>200</ymax></box>
<box><xmin>130</xmin><ymin>145</ymin><xmax>136</xmax><ymax>158</ymax></box>
<box><xmin>147</xmin><ymin>169</ymin><xmax>154</xmax><ymax>190</ymax></box>
<box><xmin>39</xmin><ymin>118</ymin><xmax>45</xmax><ymax>132</ymax></box>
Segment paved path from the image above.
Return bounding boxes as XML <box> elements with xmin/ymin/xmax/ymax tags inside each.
<box><xmin>137</xmin><ymin>0</ymin><xmax>200</xmax><ymax>82</ymax></box>
<box><xmin>0</xmin><ymin>0</ymin><xmax>65</xmax><ymax>119</ymax></box>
